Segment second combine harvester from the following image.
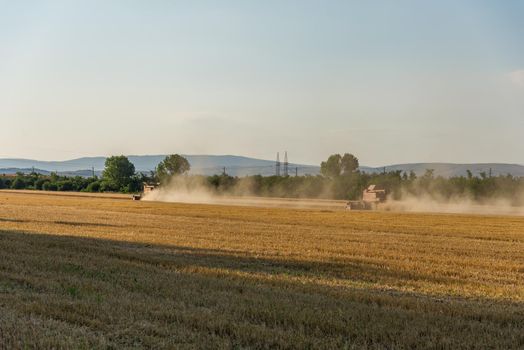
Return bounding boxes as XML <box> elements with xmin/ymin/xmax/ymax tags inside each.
<box><xmin>346</xmin><ymin>185</ymin><xmax>387</xmax><ymax>210</ymax></box>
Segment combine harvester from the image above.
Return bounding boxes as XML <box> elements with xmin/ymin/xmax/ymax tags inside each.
<box><xmin>133</xmin><ymin>183</ymin><xmax>158</xmax><ymax>200</ymax></box>
<box><xmin>346</xmin><ymin>185</ymin><xmax>386</xmax><ymax>210</ymax></box>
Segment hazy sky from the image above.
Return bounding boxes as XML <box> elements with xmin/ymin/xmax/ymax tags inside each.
<box><xmin>0</xmin><ymin>1</ymin><xmax>523</xmax><ymax>166</ymax></box>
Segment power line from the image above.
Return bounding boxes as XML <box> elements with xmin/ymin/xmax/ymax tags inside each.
<box><xmin>283</xmin><ymin>151</ymin><xmax>288</xmax><ymax>177</ymax></box>
<box><xmin>276</xmin><ymin>152</ymin><xmax>281</xmax><ymax>176</ymax></box>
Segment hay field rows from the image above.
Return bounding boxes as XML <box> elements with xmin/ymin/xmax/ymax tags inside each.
<box><xmin>0</xmin><ymin>190</ymin><xmax>523</xmax><ymax>349</ymax></box>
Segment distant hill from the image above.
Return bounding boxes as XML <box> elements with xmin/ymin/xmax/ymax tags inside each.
<box><xmin>0</xmin><ymin>156</ymin><xmax>522</xmax><ymax>178</ymax></box>
<box><xmin>360</xmin><ymin>163</ymin><xmax>524</xmax><ymax>177</ymax></box>
<box><xmin>0</xmin><ymin>155</ymin><xmax>319</xmax><ymax>177</ymax></box>
<box><xmin>0</xmin><ymin>168</ymin><xmax>102</xmax><ymax>177</ymax></box>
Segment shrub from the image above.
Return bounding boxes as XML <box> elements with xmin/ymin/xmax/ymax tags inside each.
<box><xmin>42</xmin><ymin>182</ymin><xmax>58</xmax><ymax>191</ymax></box>
<box><xmin>34</xmin><ymin>178</ymin><xmax>49</xmax><ymax>190</ymax></box>
<box><xmin>57</xmin><ymin>181</ymin><xmax>74</xmax><ymax>191</ymax></box>
<box><xmin>11</xmin><ymin>178</ymin><xmax>26</xmax><ymax>189</ymax></box>
<box><xmin>86</xmin><ymin>181</ymin><xmax>101</xmax><ymax>193</ymax></box>
<box><xmin>99</xmin><ymin>181</ymin><xmax>117</xmax><ymax>193</ymax></box>
<box><xmin>3</xmin><ymin>179</ymin><xmax>12</xmax><ymax>188</ymax></box>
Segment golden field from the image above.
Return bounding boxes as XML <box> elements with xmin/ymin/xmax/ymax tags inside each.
<box><xmin>0</xmin><ymin>190</ymin><xmax>523</xmax><ymax>349</ymax></box>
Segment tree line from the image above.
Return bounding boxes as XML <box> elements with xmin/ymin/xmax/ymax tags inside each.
<box><xmin>1</xmin><ymin>153</ymin><xmax>523</xmax><ymax>205</ymax></box>
<box><xmin>0</xmin><ymin>155</ymin><xmax>190</xmax><ymax>193</ymax></box>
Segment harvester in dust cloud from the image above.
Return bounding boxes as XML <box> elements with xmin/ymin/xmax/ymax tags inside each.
<box><xmin>346</xmin><ymin>185</ymin><xmax>387</xmax><ymax>210</ymax></box>
<box><xmin>132</xmin><ymin>183</ymin><xmax>159</xmax><ymax>200</ymax></box>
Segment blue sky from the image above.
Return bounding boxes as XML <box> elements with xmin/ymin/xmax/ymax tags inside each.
<box><xmin>0</xmin><ymin>1</ymin><xmax>523</xmax><ymax>166</ymax></box>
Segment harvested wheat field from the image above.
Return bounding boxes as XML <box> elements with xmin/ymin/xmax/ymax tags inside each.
<box><xmin>0</xmin><ymin>190</ymin><xmax>523</xmax><ymax>349</ymax></box>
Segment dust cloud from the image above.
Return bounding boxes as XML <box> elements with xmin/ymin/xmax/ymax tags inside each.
<box><xmin>380</xmin><ymin>194</ymin><xmax>524</xmax><ymax>216</ymax></box>
<box><xmin>143</xmin><ymin>176</ymin><xmax>524</xmax><ymax>215</ymax></box>
<box><xmin>141</xmin><ymin>176</ymin><xmax>345</xmax><ymax>210</ymax></box>
<box><xmin>142</xmin><ymin>176</ymin><xmax>217</xmax><ymax>204</ymax></box>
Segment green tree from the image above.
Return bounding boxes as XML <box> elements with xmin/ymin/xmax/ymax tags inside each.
<box><xmin>86</xmin><ymin>181</ymin><xmax>101</xmax><ymax>192</ymax></box>
<box><xmin>121</xmin><ymin>174</ymin><xmax>143</xmax><ymax>193</ymax></box>
<box><xmin>320</xmin><ymin>154</ymin><xmax>342</xmax><ymax>178</ymax></box>
<box><xmin>57</xmin><ymin>180</ymin><xmax>74</xmax><ymax>191</ymax></box>
<box><xmin>99</xmin><ymin>181</ymin><xmax>117</xmax><ymax>192</ymax></box>
<box><xmin>156</xmin><ymin>154</ymin><xmax>190</xmax><ymax>183</ymax></box>
<box><xmin>42</xmin><ymin>182</ymin><xmax>58</xmax><ymax>191</ymax></box>
<box><xmin>34</xmin><ymin>178</ymin><xmax>49</xmax><ymax>190</ymax></box>
<box><xmin>341</xmin><ymin>153</ymin><xmax>359</xmax><ymax>174</ymax></box>
<box><xmin>102</xmin><ymin>155</ymin><xmax>136</xmax><ymax>191</ymax></box>
<box><xmin>2</xmin><ymin>178</ymin><xmax>12</xmax><ymax>188</ymax></box>
<box><xmin>11</xmin><ymin>178</ymin><xmax>26</xmax><ymax>189</ymax></box>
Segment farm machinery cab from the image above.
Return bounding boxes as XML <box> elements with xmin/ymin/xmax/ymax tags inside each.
<box><xmin>346</xmin><ymin>185</ymin><xmax>386</xmax><ymax>210</ymax></box>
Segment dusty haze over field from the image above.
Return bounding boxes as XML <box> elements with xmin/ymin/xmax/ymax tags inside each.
<box><xmin>142</xmin><ymin>176</ymin><xmax>339</xmax><ymax>209</ymax></box>
<box><xmin>383</xmin><ymin>196</ymin><xmax>524</xmax><ymax>216</ymax></box>
<box><xmin>142</xmin><ymin>176</ymin><xmax>524</xmax><ymax>216</ymax></box>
